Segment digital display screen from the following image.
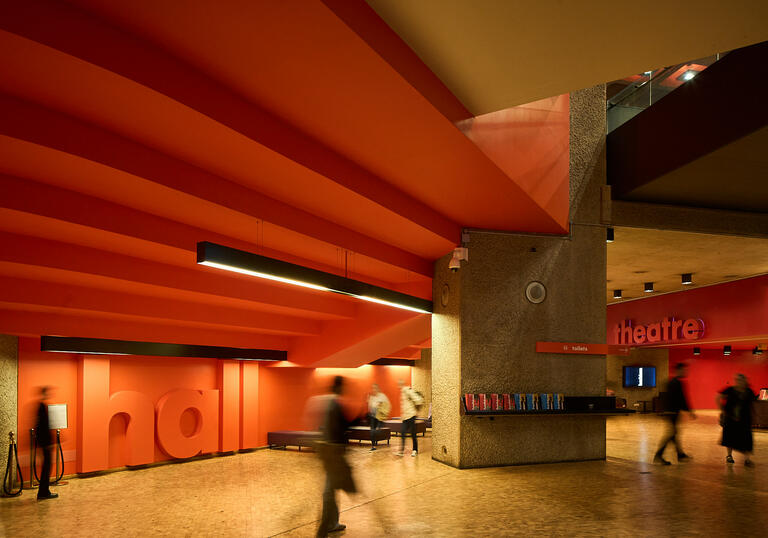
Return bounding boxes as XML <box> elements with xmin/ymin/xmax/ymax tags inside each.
<box><xmin>623</xmin><ymin>366</ymin><xmax>656</xmax><ymax>388</ymax></box>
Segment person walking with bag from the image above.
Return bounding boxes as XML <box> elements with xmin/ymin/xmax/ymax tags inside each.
<box><xmin>367</xmin><ymin>384</ymin><xmax>390</xmax><ymax>451</ymax></box>
<box><xmin>316</xmin><ymin>376</ymin><xmax>356</xmax><ymax>536</ymax></box>
<box><xmin>397</xmin><ymin>379</ymin><xmax>424</xmax><ymax>457</ymax></box>
<box><xmin>717</xmin><ymin>373</ymin><xmax>756</xmax><ymax>467</ymax></box>
<box><xmin>654</xmin><ymin>362</ymin><xmax>696</xmax><ymax>465</ymax></box>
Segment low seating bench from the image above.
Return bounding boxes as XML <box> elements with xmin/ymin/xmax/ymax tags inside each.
<box><xmin>267</xmin><ymin>430</ymin><xmax>321</xmax><ymax>450</ymax></box>
<box><xmin>383</xmin><ymin>420</ymin><xmax>427</xmax><ymax>437</ymax></box>
<box><xmin>267</xmin><ymin>427</ymin><xmax>391</xmax><ymax>449</ymax></box>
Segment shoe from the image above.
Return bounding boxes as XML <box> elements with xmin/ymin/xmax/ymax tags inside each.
<box><xmin>411</xmin><ymin>450</ymin><xmax>417</xmax><ymax>457</ymax></box>
<box><xmin>726</xmin><ymin>455</ymin><xmax>735</xmax><ymax>464</ymax></box>
<box><xmin>37</xmin><ymin>493</ymin><xmax>58</xmax><ymax>501</ymax></box>
<box><xmin>677</xmin><ymin>453</ymin><xmax>692</xmax><ymax>462</ymax></box>
<box><xmin>653</xmin><ymin>455</ymin><xmax>671</xmax><ymax>466</ymax></box>
<box><xmin>328</xmin><ymin>523</ymin><xmax>346</xmax><ymax>533</ymax></box>
<box><xmin>744</xmin><ymin>459</ymin><xmax>755</xmax><ymax>468</ymax></box>
<box><xmin>396</xmin><ymin>451</ymin><xmax>403</xmax><ymax>457</ymax></box>
<box><xmin>370</xmin><ymin>446</ymin><xmax>376</xmax><ymax>451</ymax></box>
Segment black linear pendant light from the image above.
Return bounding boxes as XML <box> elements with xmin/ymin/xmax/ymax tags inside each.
<box><xmin>196</xmin><ymin>242</ymin><xmax>433</xmax><ymax>314</ymax></box>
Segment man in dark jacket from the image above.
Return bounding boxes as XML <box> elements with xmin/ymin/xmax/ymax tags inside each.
<box><xmin>35</xmin><ymin>386</ymin><xmax>58</xmax><ymax>500</ymax></box>
<box><xmin>316</xmin><ymin>376</ymin><xmax>356</xmax><ymax>536</ymax></box>
<box><xmin>654</xmin><ymin>363</ymin><xmax>697</xmax><ymax>465</ymax></box>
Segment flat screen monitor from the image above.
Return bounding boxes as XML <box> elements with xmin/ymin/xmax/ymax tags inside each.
<box><xmin>623</xmin><ymin>366</ymin><xmax>656</xmax><ymax>388</ymax></box>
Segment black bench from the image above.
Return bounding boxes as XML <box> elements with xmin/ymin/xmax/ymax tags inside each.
<box><xmin>383</xmin><ymin>420</ymin><xmax>427</xmax><ymax>436</ymax></box>
<box><xmin>267</xmin><ymin>427</ymin><xmax>391</xmax><ymax>449</ymax></box>
<box><xmin>267</xmin><ymin>430</ymin><xmax>321</xmax><ymax>450</ymax></box>
<box><xmin>345</xmin><ymin>426</ymin><xmax>391</xmax><ymax>445</ymax></box>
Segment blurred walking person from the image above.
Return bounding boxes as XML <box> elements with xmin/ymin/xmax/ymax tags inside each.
<box><xmin>367</xmin><ymin>384</ymin><xmax>390</xmax><ymax>451</ymax></box>
<box><xmin>35</xmin><ymin>386</ymin><xmax>58</xmax><ymax>501</ymax></box>
<box><xmin>717</xmin><ymin>373</ymin><xmax>756</xmax><ymax>467</ymax></box>
<box><xmin>654</xmin><ymin>363</ymin><xmax>696</xmax><ymax>465</ymax></box>
<box><xmin>397</xmin><ymin>379</ymin><xmax>423</xmax><ymax>457</ymax></box>
<box><xmin>316</xmin><ymin>376</ymin><xmax>356</xmax><ymax>536</ymax></box>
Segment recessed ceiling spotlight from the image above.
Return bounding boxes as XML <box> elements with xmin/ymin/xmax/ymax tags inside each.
<box><xmin>723</xmin><ymin>345</ymin><xmax>732</xmax><ymax>356</ymax></box>
<box><xmin>613</xmin><ymin>289</ymin><xmax>622</xmax><ymax>299</ymax></box>
<box><xmin>680</xmin><ymin>70</ymin><xmax>697</xmax><ymax>81</ymax></box>
<box><xmin>644</xmin><ymin>282</ymin><xmax>654</xmax><ymax>293</ymax></box>
<box><xmin>682</xmin><ymin>273</ymin><xmax>693</xmax><ymax>285</ymax></box>
<box><xmin>606</xmin><ymin>227</ymin><xmax>614</xmax><ymax>243</ymax></box>
<box><xmin>693</xmin><ymin>347</ymin><xmax>701</xmax><ymax>356</ymax></box>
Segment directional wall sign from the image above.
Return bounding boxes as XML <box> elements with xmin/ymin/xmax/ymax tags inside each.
<box><xmin>536</xmin><ymin>342</ymin><xmax>630</xmax><ymax>356</ymax></box>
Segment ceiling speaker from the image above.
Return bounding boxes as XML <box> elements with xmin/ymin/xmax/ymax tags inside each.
<box><xmin>525</xmin><ymin>281</ymin><xmax>547</xmax><ymax>304</ymax></box>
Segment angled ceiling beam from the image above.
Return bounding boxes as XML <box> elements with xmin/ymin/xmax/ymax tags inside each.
<box><xmin>0</xmin><ymin>276</ymin><xmax>322</xmax><ymax>337</ymax></box>
<box><xmin>0</xmin><ymin>0</ymin><xmax>461</xmax><ymax>245</ymax></box>
<box><xmin>0</xmin><ymin>174</ymin><xmax>426</xmax><ymax>293</ymax></box>
<box><xmin>608</xmin><ymin>41</ymin><xmax>768</xmax><ymax>197</ymax></box>
<box><xmin>0</xmin><ymin>92</ymin><xmax>434</xmax><ymax>277</ymax></box>
<box><xmin>0</xmin><ymin>231</ymin><xmax>356</xmax><ymax>320</ymax></box>
<box><xmin>320</xmin><ymin>0</ymin><xmax>471</xmax><ymax>122</ymax></box>
<box><xmin>0</xmin><ymin>307</ymin><xmax>290</xmax><ymax>350</ymax></box>
<box><xmin>611</xmin><ymin>200</ymin><xmax>768</xmax><ymax>239</ymax></box>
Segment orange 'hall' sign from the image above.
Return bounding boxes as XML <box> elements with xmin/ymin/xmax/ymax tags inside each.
<box><xmin>612</xmin><ymin>317</ymin><xmax>704</xmax><ymax>345</ymax></box>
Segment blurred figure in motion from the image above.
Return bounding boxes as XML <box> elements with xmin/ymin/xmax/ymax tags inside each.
<box><xmin>367</xmin><ymin>383</ymin><xmax>390</xmax><ymax>451</ymax></box>
<box><xmin>316</xmin><ymin>376</ymin><xmax>357</xmax><ymax>536</ymax></box>
<box><xmin>717</xmin><ymin>373</ymin><xmax>756</xmax><ymax>467</ymax></box>
<box><xmin>654</xmin><ymin>362</ymin><xmax>696</xmax><ymax>465</ymax></box>
<box><xmin>35</xmin><ymin>386</ymin><xmax>58</xmax><ymax>501</ymax></box>
<box><xmin>397</xmin><ymin>379</ymin><xmax>424</xmax><ymax>457</ymax></box>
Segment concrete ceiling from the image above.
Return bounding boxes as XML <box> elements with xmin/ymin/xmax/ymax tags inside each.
<box><xmin>607</xmin><ymin>227</ymin><xmax>768</xmax><ymax>304</ymax></box>
<box><xmin>623</xmin><ymin>127</ymin><xmax>768</xmax><ymax>212</ymax></box>
<box><xmin>366</xmin><ymin>0</ymin><xmax>768</xmax><ymax>115</ymax></box>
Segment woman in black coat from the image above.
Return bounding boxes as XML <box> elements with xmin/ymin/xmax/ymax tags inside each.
<box><xmin>717</xmin><ymin>373</ymin><xmax>756</xmax><ymax>467</ymax></box>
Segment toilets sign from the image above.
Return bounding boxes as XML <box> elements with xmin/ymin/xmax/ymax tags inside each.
<box><xmin>612</xmin><ymin>317</ymin><xmax>704</xmax><ymax>345</ymax></box>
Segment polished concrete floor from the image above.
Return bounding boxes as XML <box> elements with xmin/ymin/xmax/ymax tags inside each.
<box><xmin>1</xmin><ymin>411</ymin><xmax>765</xmax><ymax>537</ymax></box>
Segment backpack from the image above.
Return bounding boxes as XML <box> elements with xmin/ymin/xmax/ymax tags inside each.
<box><xmin>410</xmin><ymin>389</ymin><xmax>425</xmax><ymax>411</ymax></box>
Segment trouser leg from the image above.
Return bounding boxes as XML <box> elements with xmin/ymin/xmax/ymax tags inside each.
<box><xmin>671</xmin><ymin>416</ymin><xmax>684</xmax><ymax>455</ymax></box>
<box><xmin>369</xmin><ymin>416</ymin><xmax>376</xmax><ymax>446</ymax></box>
<box><xmin>317</xmin><ymin>476</ymin><xmax>338</xmax><ymax>537</ymax></box>
<box><xmin>38</xmin><ymin>446</ymin><xmax>51</xmax><ymax>497</ymax></box>
<box><xmin>655</xmin><ymin>415</ymin><xmax>676</xmax><ymax>457</ymax></box>
<box><xmin>411</xmin><ymin>418</ymin><xmax>418</xmax><ymax>452</ymax></box>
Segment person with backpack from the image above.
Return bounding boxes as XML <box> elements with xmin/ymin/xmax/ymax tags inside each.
<box><xmin>367</xmin><ymin>383</ymin><xmax>390</xmax><ymax>451</ymax></box>
<box><xmin>397</xmin><ymin>379</ymin><xmax>424</xmax><ymax>457</ymax></box>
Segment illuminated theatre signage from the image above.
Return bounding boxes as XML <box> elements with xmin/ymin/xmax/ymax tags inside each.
<box><xmin>612</xmin><ymin>317</ymin><xmax>704</xmax><ymax>345</ymax></box>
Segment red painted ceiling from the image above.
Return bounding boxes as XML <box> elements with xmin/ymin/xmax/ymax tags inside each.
<box><xmin>0</xmin><ymin>0</ymin><xmax>570</xmax><ymax>366</ymax></box>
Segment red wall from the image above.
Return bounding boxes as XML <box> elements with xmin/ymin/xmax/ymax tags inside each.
<box><xmin>17</xmin><ymin>336</ymin><xmax>411</xmax><ymax>476</ymax></box>
<box><xmin>607</xmin><ymin>275</ymin><xmax>768</xmax><ymax>345</ymax></box>
<box><xmin>669</xmin><ymin>348</ymin><xmax>768</xmax><ymax>410</ymax></box>
<box><xmin>607</xmin><ymin>276</ymin><xmax>768</xmax><ymax>410</ymax></box>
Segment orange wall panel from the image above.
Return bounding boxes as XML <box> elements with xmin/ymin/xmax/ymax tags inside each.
<box><xmin>17</xmin><ymin>337</ymin><xmax>414</xmax><ymax>473</ymax></box>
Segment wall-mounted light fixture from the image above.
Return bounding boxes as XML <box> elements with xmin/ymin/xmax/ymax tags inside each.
<box><xmin>197</xmin><ymin>242</ymin><xmax>433</xmax><ymax>314</ymax></box>
<box><xmin>606</xmin><ymin>228</ymin><xmax>615</xmax><ymax>243</ymax></box>
<box><xmin>682</xmin><ymin>273</ymin><xmax>693</xmax><ymax>285</ymax></box>
<box><xmin>644</xmin><ymin>282</ymin><xmax>654</xmax><ymax>293</ymax></box>
<box><xmin>723</xmin><ymin>345</ymin><xmax>732</xmax><ymax>356</ymax></box>
<box><xmin>41</xmin><ymin>336</ymin><xmax>287</xmax><ymax>360</ymax></box>
<box><xmin>693</xmin><ymin>347</ymin><xmax>701</xmax><ymax>356</ymax></box>
<box><xmin>613</xmin><ymin>289</ymin><xmax>622</xmax><ymax>299</ymax></box>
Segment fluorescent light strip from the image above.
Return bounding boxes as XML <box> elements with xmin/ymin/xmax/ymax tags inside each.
<box><xmin>356</xmin><ymin>295</ymin><xmax>432</xmax><ymax>314</ymax></box>
<box><xmin>200</xmin><ymin>261</ymin><xmax>330</xmax><ymax>292</ymax></box>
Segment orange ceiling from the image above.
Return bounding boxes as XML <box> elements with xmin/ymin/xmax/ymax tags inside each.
<box><xmin>0</xmin><ymin>0</ymin><xmax>573</xmax><ymax>366</ymax></box>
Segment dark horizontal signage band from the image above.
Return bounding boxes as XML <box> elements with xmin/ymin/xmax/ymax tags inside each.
<box><xmin>41</xmin><ymin>336</ymin><xmax>287</xmax><ymax>361</ymax></box>
<box><xmin>197</xmin><ymin>241</ymin><xmax>433</xmax><ymax>314</ymax></box>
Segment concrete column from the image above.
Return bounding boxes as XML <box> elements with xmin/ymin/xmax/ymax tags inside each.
<box><xmin>432</xmin><ymin>86</ymin><xmax>607</xmax><ymax>468</ymax></box>
<box><xmin>411</xmin><ymin>348</ymin><xmax>432</xmax><ymax>417</ymax></box>
<box><xmin>0</xmin><ymin>334</ymin><xmax>19</xmax><ymax>475</ymax></box>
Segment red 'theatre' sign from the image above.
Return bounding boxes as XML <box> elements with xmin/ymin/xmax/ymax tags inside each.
<box><xmin>535</xmin><ymin>342</ymin><xmax>630</xmax><ymax>355</ymax></box>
